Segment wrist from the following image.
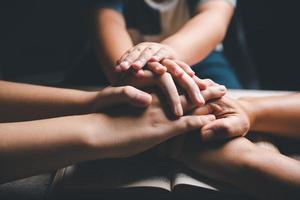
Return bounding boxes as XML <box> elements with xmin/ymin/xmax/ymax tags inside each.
<box><xmin>76</xmin><ymin>113</ymin><xmax>109</xmax><ymax>160</ymax></box>
<box><xmin>81</xmin><ymin>91</ymin><xmax>103</xmax><ymax>113</ymax></box>
<box><xmin>160</xmin><ymin>41</ymin><xmax>179</xmax><ymax>60</ymax></box>
<box><xmin>237</xmin><ymin>98</ymin><xmax>258</xmax><ymax>132</ymax></box>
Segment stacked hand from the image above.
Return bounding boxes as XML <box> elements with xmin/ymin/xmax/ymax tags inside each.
<box><xmin>81</xmin><ymin>82</ymin><xmax>228</xmax><ymax>159</ymax></box>
<box><xmin>113</xmin><ymin>42</ymin><xmax>210</xmax><ymax>117</ymax></box>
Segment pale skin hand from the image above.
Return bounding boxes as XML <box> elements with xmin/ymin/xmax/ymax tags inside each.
<box><xmin>95</xmin><ymin>1</ymin><xmax>234</xmax><ymax>116</ymax></box>
<box><xmin>115</xmin><ymin>0</ymin><xmax>235</xmax><ymax>71</ymax></box>
<box><xmin>0</xmin><ymin>82</ymin><xmax>226</xmax><ymax>184</ymax></box>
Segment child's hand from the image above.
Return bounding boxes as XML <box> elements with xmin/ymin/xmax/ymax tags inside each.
<box><xmin>115</xmin><ymin>42</ymin><xmax>181</xmax><ymax>76</ymax></box>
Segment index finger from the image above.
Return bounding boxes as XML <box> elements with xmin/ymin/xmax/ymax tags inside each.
<box><xmin>158</xmin><ymin>73</ymin><xmax>183</xmax><ymax>117</ymax></box>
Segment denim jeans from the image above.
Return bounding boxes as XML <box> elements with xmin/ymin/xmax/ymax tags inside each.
<box><xmin>192</xmin><ymin>51</ymin><xmax>242</xmax><ymax>89</ymax></box>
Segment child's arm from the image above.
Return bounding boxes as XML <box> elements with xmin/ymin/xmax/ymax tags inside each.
<box><xmin>0</xmin><ymin>81</ymin><xmax>151</xmax><ymax>122</ymax></box>
<box><xmin>95</xmin><ymin>7</ymin><xmax>206</xmax><ymax>116</ymax></box>
<box><xmin>94</xmin><ymin>7</ymin><xmax>133</xmax><ymax>83</ymax></box>
<box><xmin>116</xmin><ymin>0</ymin><xmax>235</xmax><ymax>69</ymax></box>
<box><xmin>162</xmin><ymin>0</ymin><xmax>235</xmax><ymax>65</ymax></box>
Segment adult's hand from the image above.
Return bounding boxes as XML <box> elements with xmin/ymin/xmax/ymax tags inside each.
<box><xmin>82</xmin><ymin>93</ymin><xmax>216</xmax><ymax>159</ymax></box>
<box><xmin>193</xmin><ymin>96</ymin><xmax>251</xmax><ymax>142</ymax></box>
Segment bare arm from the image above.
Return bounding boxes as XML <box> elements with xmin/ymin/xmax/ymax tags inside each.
<box><xmin>0</xmin><ymin>81</ymin><xmax>151</xmax><ymax>122</ymax></box>
<box><xmin>94</xmin><ymin>8</ymin><xmax>133</xmax><ymax>83</ymax></box>
<box><xmin>0</xmin><ymin>81</ymin><xmax>94</xmax><ymax>122</ymax></box>
<box><xmin>162</xmin><ymin>0</ymin><xmax>234</xmax><ymax>65</ymax></box>
<box><xmin>0</xmin><ymin>115</ymin><xmax>91</xmax><ymax>184</ymax></box>
<box><xmin>178</xmin><ymin>93</ymin><xmax>300</xmax><ymax>199</ymax></box>
<box><xmin>180</xmin><ymin>137</ymin><xmax>300</xmax><ymax>200</ymax></box>
<box><xmin>0</xmin><ymin>84</ymin><xmax>226</xmax><ymax>183</ymax></box>
<box><xmin>240</xmin><ymin>93</ymin><xmax>300</xmax><ymax>138</ymax></box>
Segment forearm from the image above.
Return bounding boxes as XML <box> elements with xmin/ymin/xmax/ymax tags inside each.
<box><xmin>162</xmin><ymin>1</ymin><xmax>234</xmax><ymax>65</ymax></box>
<box><xmin>0</xmin><ymin>115</ymin><xmax>97</xmax><ymax>183</ymax></box>
<box><xmin>0</xmin><ymin>81</ymin><xmax>97</xmax><ymax>122</ymax></box>
<box><xmin>239</xmin><ymin>93</ymin><xmax>300</xmax><ymax>138</ymax></box>
<box><xmin>182</xmin><ymin>138</ymin><xmax>300</xmax><ymax>200</ymax></box>
<box><xmin>94</xmin><ymin>8</ymin><xmax>133</xmax><ymax>83</ymax></box>
<box><xmin>237</xmin><ymin>146</ymin><xmax>300</xmax><ymax>200</ymax></box>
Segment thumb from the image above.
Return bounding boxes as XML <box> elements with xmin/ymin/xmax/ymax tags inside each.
<box><xmin>201</xmin><ymin>116</ymin><xmax>249</xmax><ymax>142</ymax></box>
<box><xmin>100</xmin><ymin>86</ymin><xmax>152</xmax><ymax>108</ymax></box>
<box><xmin>165</xmin><ymin>114</ymin><xmax>216</xmax><ymax>139</ymax></box>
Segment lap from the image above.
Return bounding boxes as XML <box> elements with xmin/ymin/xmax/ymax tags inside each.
<box><xmin>192</xmin><ymin>52</ymin><xmax>242</xmax><ymax>89</ymax></box>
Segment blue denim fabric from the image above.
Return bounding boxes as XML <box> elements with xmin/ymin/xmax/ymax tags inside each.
<box><xmin>192</xmin><ymin>51</ymin><xmax>242</xmax><ymax>89</ymax></box>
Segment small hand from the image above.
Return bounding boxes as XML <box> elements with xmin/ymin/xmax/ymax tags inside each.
<box><xmin>115</xmin><ymin>42</ymin><xmax>179</xmax><ymax>76</ymax></box>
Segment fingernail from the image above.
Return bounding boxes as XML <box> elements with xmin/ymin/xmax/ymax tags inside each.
<box><xmin>219</xmin><ymin>85</ymin><xmax>227</xmax><ymax>92</ymax></box>
<box><xmin>137</xmin><ymin>93</ymin><xmax>152</xmax><ymax>106</ymax></box>
<box><xmin>175</xmin><ymin>104</ymin><xmax>183</xmax><ymax>117</ymax></box>
<box><xmin>175</xmin><ymin>69</ymin><xmax>183</xmax><ymax>76</ymax></box>
<box><xmin>135</xmin><ymin>70</ymin><xmax>144</xmax><ymax>78</ymax></box>
<box><xmin>115</xmin><ymin>65</ymin><xmax>122</xmax><ymax>72</ymax></box>
<box><xmin>202</xmin><ymin>130</ymin><xmax>215</xmax><ymax>141</ymax></box>
<box><xmin>152</xmin><ymin>56</ymin><xmax>158</xmax><ymax>61</ymax></box>
<box><xmin>135</xmin><ymin>60</ymin><xmax>142</xmax><ymax>67</ymax></box>
<box><xmin>120</xmin><ymin>61</ymin><xmax>129</xmax><ymax>70</ymax></box>
<box><xmin>196</xmin><ymin>92</ymin><xmax>205</xmax><ymax>105</ymax></box>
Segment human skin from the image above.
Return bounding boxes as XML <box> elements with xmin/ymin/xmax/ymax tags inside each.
<box><xmin>94</xmin><ymin>0</ymin><xmax>234</xmax><ymax>116</ymax></box>
<box><xmin>0</xmin><ymin>80</ymin><xmax>226</xmax><ymax>184</ymax></box>
<box><xmin>95</xmin><ymin>0</ymin><xmax>234</xmax><ymax>80</ymax></box>
<box><xmin>177</xmin><ymin>94</ymin><xmax>300</xmax><ymax>200</ymax></box>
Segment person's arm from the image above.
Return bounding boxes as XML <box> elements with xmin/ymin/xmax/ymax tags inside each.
<box><xmin>179</xmin><ymin>137</ymin><xmax>300</xmax><ymax>200</ymax></box>
<box><xmin>162</xmin><ymin>0</ymin><xmax>235</xmax><ymax>65</ymax></box>
<box><xmin>0</xmin><ymin>81</ymin><xmax>152</xmax><ymax>122</ymax></box>
<box><xmin>0</xmin><ymin>84</ymin><xmax>227</xmax><ymax>184</ymax></box>
<box><xmin>239</xmin><ymin>93</ymin><xmax>300</xmax><ymax>138</ymax></box>
<box><xmin>94</xmin><ymin>6</ymin><xmax>133</xmax><ymax>83</ymax></box>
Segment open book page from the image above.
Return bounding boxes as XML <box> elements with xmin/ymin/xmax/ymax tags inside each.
<box><xmin>170</xmin><ymin>161</ymin><xmax>241</xmax><ymax>194</ymax></box>
<box><xmin>51</xmin><ymin>152</ymin><xmax>173</xmax><ymax>192</ymax></box>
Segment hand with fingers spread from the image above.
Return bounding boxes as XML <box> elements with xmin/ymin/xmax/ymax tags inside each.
<box><xmin>115</xmin><ymin>42</ymin><xmax>179</xmax><ymax>76</ymax></box>
<box><xmin>116</xmin><ymin>59</ymin><xmax>209</xmax><ymax>117</ymax></box>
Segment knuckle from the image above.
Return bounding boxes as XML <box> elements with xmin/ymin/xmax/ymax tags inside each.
<box><xmin>122</xmin><ymin>86</ymin><xmax>136</xmax><ymax>97</ymax></box>
<box><xmin>183</xmin><ymin>117</ymin><xmax>200</xmax><ymax>129</ymax></box>
<box><xmin>221</xmin><ymin>120</ymin><xmax>232</xmax><ymax>133</ymax></box>
<box><xmin>163</xmin><ymin>72</ymin><xmax>172</xmax><ymax>79</ymax></box>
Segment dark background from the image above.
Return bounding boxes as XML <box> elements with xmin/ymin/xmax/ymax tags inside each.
<box><xmin>0</xmin><ymin>0</ymin><xmax>300</xmax><ymax>90</ymax></box>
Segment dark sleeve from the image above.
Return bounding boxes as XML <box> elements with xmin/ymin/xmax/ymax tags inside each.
<box><xmin>95</xmin><ymin>0</ymin><xmax>124</xmax><ymax>13</ymax></box>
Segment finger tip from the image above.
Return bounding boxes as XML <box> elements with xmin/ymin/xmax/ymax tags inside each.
<box><xmin>174</xmin><ymin>106</ymin><xmax>183</xmax><ymax>117</ymax></box>
<box><xmin>115</xmin><ymin>65</ymin><xmax>122</xmax><ymax>73</ymax></box>
<box><xmin>201</xmin><ymin>130</ymin><xmax>215</xmax><ymax>142</ymax></box>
